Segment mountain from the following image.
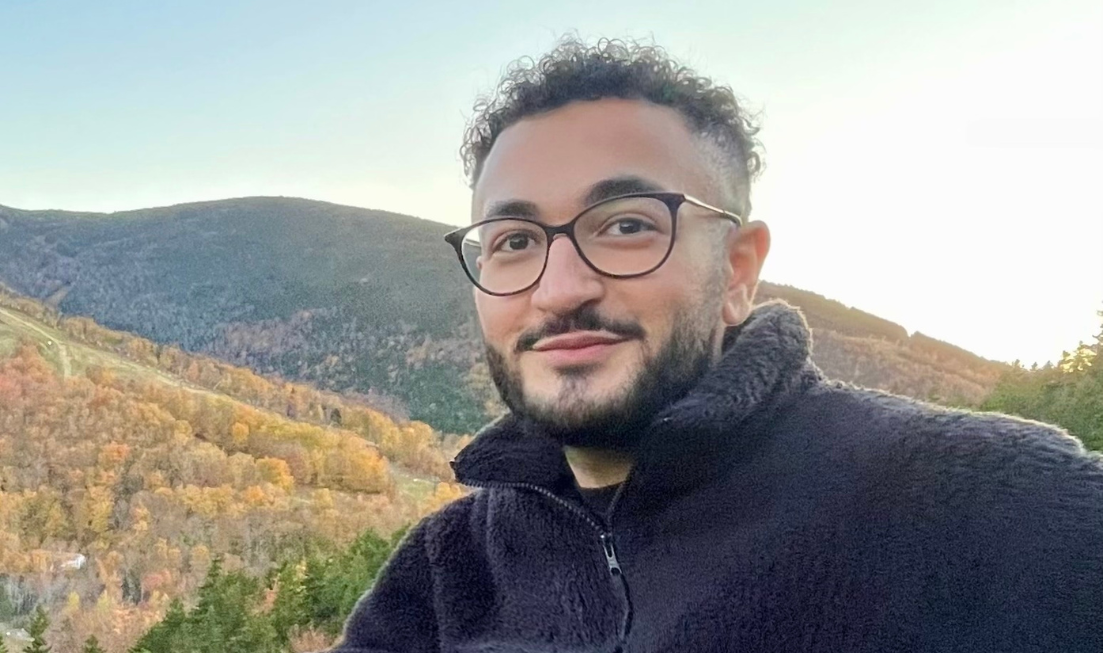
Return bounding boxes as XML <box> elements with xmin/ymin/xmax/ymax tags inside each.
<box><xmin>0</xmin><ymin>289</ymin><xmax>462</xmax><ymax>651</ymax></box>
<box><xmin>0</xmin><ymin>198</ymin><xmax>486</xmax><ymax>433</ymax></box>
<box><xmin>0</xmin><ymin>197</ymin><xmax>1007</xmax><ymax>432</ymax></box>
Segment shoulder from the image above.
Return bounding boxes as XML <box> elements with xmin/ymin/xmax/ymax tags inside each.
<box><xmin>780</xmin><ymin>382</ymin><xmax>1103</xmax><ymax>625</ymax></box>
<box><xmin>799</xmin><ymin>379</ymin><xmax>1093</xmax><ymax>458</ymax></box>
<box><xmin>788</xmin><ymin>380</ymin><xmax>1103</xmax><ymax>514</ymax></box>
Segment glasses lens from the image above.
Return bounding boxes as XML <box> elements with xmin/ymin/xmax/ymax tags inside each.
<box><xmin>576</xmin><ymin>196</ymin><xmax>674</xmax><ymax>276</ymax></box>
<box><xmin>461</xmin><ymin>219</ymin><xmax>549</xmax><ymax>294</ymax></box>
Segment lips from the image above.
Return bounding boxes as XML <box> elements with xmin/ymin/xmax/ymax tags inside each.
<box><xmin>531</xmin><ymin>331</ymin><xmax>630</xmax><ymax>351</ymax></box>
<box><xmin>528</xmin><ymin>331</ymin><xmax>633</xmax><ymax>367</ymax></box>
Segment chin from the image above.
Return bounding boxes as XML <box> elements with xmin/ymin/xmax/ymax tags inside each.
<box><xmin>535</xmin><ymin>360</ymin><xmax>638</xmax><ymax>400</ymax></box>
<box><xmin>527</xmin><ymin>368</ymin><xmax>640</xmax><ymax>421</ymax></box>
<box><xmin>527</xmin><ymin>388</ymin><xmax>646</xmax><ymax>449</ymax></box>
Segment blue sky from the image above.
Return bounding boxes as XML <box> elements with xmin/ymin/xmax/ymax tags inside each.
<box><xmin>1</xmin><ymin>0</ymin><xmax>1101</xmax><ymax>365</ymax></box>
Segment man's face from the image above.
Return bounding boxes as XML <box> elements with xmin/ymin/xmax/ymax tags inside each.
<box><xmin>472</xmin><ymin>98</ymin><xmax>761</xmax><ymax>447</ymax></box>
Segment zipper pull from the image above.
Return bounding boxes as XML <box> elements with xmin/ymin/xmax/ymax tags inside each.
<box><xmin>600</xmin><ymin>533</ymin><xmax>622</xmax><ymax>576</ymax></box>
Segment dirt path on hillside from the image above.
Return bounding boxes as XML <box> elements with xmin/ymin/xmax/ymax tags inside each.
<box><xmin>0</xmin><ymin>307</ymin><xmax>72</xmax><ymax>377</ymax></box>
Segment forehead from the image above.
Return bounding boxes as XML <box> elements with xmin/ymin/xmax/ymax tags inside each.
<box><xmin>473</xmin><ymin>98</ymin><xmax>719</xmax><ymax>221</ymax></box>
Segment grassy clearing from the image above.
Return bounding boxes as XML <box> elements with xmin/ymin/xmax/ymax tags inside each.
<box><xmin>0</xmin><ymin>306</ymin><xmax>202</xmax><ymax>389</ymax></box>
<box><xmin>0</xmin><ymin>329</ymin><xmax>20</xmax><ymax>359</ymax></box>
<box><xmin>390</xmin><ymin>464</ymin><xmax>437</xmax><ymax>504</ymax></box>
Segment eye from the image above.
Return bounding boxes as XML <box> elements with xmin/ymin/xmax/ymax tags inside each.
<box><xmin>490</xmin><ymin>230</ymin><xmax>540</xmax><ymax>253</ymax></box>
<box><xmin>601</xmin><ymin>216</ymin><xmax>658</xmax><ymax>236</ymax></box>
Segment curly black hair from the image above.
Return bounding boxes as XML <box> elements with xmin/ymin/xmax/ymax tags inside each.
<box><xmin>461</xmin><ymin>37</ymin><xmax>763</xmax><ymax>214</ymax></box>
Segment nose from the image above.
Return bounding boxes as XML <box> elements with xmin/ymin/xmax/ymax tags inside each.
<box><xmin>530</xmin><ymin>234</ymin><xmax>604</xmax><ymax>315</ymax></box>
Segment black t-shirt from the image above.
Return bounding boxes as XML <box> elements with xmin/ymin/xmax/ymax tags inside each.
<box><xmin>577</xmin><ymin>483</ymin><xmax>622</xmax><ymax>525</ymax></box>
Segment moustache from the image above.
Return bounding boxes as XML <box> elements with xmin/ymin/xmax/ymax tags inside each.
<box><xmin>515</xmin><ymin>306</ymin><xmax>646</xmax><ymax>353</ymax></box>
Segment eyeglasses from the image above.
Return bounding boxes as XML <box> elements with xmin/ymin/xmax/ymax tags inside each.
<box><xmin>444</xmin><ymin>191</ymin><xmax>743</xmax><ymax>296</ymax></box>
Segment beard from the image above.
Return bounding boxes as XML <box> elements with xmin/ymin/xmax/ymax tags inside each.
<box><xmin>485</xmin><ymin>300</ymin><xmax>724</xmax><ymax>450</ymax></box>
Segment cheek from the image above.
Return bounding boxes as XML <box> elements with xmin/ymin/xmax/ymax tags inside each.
<box><xmin>648</xmin><ymin>253</ymin><xmax>701</xmax><ymax>302</ymax></box>
<box><xmin>475</xmin><ymin>293</ymin><xmax>527</xmax><ymax>346</ymax></box>
<box><xmin>625</xmin><ymin>251</ymin><xmax>719</xmax><ymax>330</ymax></box>
<box><xmin>608</xmin><ymin>274</ymin><xmax>688</xmax><ymax>341</ymax></box>
<box><xmin>670</xmin><ymin>236</ymin><xmax>727</xmax><ymax>295</ymax></box>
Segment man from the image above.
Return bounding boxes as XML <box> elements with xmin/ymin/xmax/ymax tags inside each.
<box><xmin>335</xmin><ymin>39</ymin><xmax>1103</xmax><ymax>652</ymax></box>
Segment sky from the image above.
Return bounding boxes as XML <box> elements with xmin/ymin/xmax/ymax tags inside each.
<box><xmin>1</xmin><ymin>0</ymin><xmax>1100</xmax><ymax>366</ymax></box>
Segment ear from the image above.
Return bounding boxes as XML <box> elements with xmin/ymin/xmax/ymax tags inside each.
<box><xmin>721</xmin><ymin>221</ymin><xmax>770</xmax><ymax>326</ymax></box>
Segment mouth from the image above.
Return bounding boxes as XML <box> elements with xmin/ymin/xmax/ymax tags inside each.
<box><xmin>529</xmin><ymin>331</ymin><xmax>632</xmax><ymax>367</ymax></box>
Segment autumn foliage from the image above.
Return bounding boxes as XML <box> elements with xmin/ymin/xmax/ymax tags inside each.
<box><xmin>0</xmin><ymin>327</ymin><xmax>465</xmax><ymax>651</ymax></box>
<box><xmin>0</xmin><ymin>285</ymin><xmax>469</xmax><ymax>481</ymax></box>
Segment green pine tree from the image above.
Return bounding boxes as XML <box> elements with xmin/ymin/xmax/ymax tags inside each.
<box><xmin>23</xmin><ymin>606</ymin><xmax>51</xmax><ymax>653</ymax></box>
<box><xmin>133</xmin><ymin>597</ymin><xmax>187</xmax><ymax>653</ymax></box>
<box><xmin>81</xmin><ymin>636</ymin><xmax>105</xmax><ymax>653</ymax></box>
<box><xmin>267</xmin><ymin>562</ymin><xmax>307</xmax><ymax>645</ymax></box>
<box><xmin>133</xmin><ymin>528</ymin><xmax>402</xmax><ymax>652</ymax></box>
<box><xmin>0</xmin><ymin>633</ymin><xmax>9</xmax><ymax>653</ymax></box>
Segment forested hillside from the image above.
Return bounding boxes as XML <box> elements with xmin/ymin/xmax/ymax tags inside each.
<box><xmin>0</xmin><ymin>198</ymin><xmax>1007</xmax><ymax>433</ymax></box>
<box><xmin>0</xmin><ymin>198</ymin><xmax>482</xmax><ymax>434</ymax></box>
<box><xmin>0</xmin><ymin>290</ymin><xmax>464</xmax><ymax>652</ymax></box>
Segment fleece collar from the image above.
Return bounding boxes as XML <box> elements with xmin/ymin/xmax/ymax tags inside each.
<box><xmin>450</xmin><ymin>301</ymin><xmax>821</xmax><ymax>499</ymax></box>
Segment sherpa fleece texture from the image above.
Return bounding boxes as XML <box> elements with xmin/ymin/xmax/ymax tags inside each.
<box><xmin>333</xmin><ymin>302</ymin><xmax>1103</xmax><ymax>653</ymax></box>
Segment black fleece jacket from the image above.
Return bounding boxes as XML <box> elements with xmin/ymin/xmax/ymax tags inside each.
<box><xmin>333</xmin><ymin>303</ymin><xmax>1103</xmax><ymax>653</ymax></box>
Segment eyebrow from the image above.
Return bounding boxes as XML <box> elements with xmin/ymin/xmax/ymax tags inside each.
<box><xmin>480</xmin><ymin>175</ymin><xmax>668</xmax><ymax>222</ymax></box>
<box><xmin>583</xmin><ymin>175</ymin><xmax>667</xmax><ymax>206</ymax></box>
<box><xmin>483</xmin><ymin>199</ymin><xmax>540</xmax><ymax>221</ymax></box>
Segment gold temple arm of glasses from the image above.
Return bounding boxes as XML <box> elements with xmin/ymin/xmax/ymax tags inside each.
<box><xmin>682</xmin><ymin>195</ymin><xmax>744</xmax><ymax>227</ymax></box>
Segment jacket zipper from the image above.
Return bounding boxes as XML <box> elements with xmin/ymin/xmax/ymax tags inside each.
<box><xmin>465</xmin><ymin>479</ymin><xmax>634</xmax><ymax>651</ymax></box>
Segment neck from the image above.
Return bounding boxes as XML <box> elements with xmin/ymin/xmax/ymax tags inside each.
<box><xmin>564</xmin><ymin>446</ymin><xmax>634</xmax><ymax>488</ymax></box>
